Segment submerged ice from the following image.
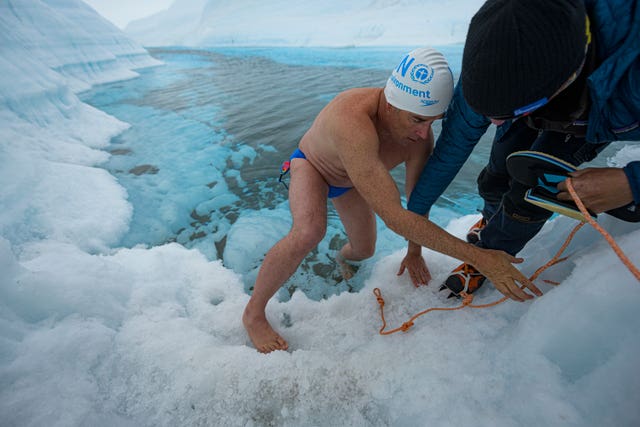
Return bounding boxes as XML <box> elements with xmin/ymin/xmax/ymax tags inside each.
<box><xmin>0</xmin><ymin>1</ymin><xmax>639</xmax><ymax>426</ymax></box>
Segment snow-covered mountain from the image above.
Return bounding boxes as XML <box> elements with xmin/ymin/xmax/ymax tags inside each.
<box><xmin>125</xmin><ymin>0</ymin><xmax>485</xmax><ymax>47</ymax></box>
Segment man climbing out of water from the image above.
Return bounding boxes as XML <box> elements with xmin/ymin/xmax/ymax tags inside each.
<box><xmin>242</xmin><ymin>47</ymin><xmax>540</xmax><ymax>353</ymax></box>
<box><xmin>401</xmin><ymin>0</ymin><xmax>640</xmax><ymax>299</ymax></box>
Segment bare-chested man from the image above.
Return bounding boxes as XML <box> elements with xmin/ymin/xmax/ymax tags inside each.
<box><xmin>243</xmin><ymin>47</ymin><xmax>541</xmax><ymax>353</ymax></box>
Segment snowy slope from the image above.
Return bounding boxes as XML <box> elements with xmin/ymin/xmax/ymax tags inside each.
<box><xmin>1</xmin><ymin>0</ymin><xmax>161</xmax><ymax>96</ymax></box>
<box><xmin>0</xmin><ymin>0</ymin><xmax>160</xmax><ymax>251</ymax></box>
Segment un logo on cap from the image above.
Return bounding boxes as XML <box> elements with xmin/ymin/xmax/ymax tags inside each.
<box><xmin>410</xmin><ymin>64</ymin><xmax>434</xmax><ymax>85</ymax></box>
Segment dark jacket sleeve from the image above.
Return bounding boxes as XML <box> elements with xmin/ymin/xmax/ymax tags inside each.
<box><xmin>585</xmin><ymin>0</ymin><xmax>640</xmax><ymax>143</ymax></box>
<box><xmin>623</xmin><ymin>161</ymin><xmax>640</xmax><ymax>204</ymax></box>
<box><xmin>407</xmin><ymin>81</ymin><xmax>491</xmax><ymax>215</ymax></box>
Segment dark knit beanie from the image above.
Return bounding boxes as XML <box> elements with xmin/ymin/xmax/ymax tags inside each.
<box><xmin>461</xmin><ymin>0</ymin><xmax>587</xmax><ymax>118</ymax></box>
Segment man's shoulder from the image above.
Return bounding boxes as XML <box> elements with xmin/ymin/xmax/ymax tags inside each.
<box><xmin>324</xmin><ymin>88</ymin><xmax>382</xmax><ymax>127</ymax></box>
<box><xmin>332</xmin><ymin>87</ymin><xmax>381</xmax><ymax>107</ymax></box>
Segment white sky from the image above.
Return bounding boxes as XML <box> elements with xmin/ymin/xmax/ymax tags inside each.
<box><xmin>82</xmin><ymin>0</ymin><xmax>174</xmax><ymax>28</ymax></box>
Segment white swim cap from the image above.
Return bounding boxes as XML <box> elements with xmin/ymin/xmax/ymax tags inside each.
<box><xmin>384</xmin><ymin>47</ymin><xmax>454</xmax><ymax>116</ymax></box>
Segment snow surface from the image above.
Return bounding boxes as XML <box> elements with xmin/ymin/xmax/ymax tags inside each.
<box><xmin>1</xmin><ymin>0</ymin><xmax>639</xmax><ymax>426</ymax></box>
<box><xmin>125</xmin><ymin>0</ymin><xmax>486</xmax><ymax>47</ymax></box>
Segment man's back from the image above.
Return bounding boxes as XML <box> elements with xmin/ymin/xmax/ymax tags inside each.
<box><xmin>299</xmin><ymin>87</ymin><xmax>429</xmax><ymax>189</ymax></box>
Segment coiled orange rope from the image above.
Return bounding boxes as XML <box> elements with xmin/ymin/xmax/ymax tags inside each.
<box><xmin>374</xmin><ymin>178</ymin><xmax>639</xmax><ymax>335</ymax></box>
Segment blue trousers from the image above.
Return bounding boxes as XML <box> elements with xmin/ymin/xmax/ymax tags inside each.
<box><xmin>476</xmin><ymin>119</ymin><xmax>607</xmax><ymax>255</ymax></box>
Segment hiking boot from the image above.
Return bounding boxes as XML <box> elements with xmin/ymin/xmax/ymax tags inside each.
<box><xmin>440</xmin><ymin>263</ymin><xmax>487</xmax><ymax>298</ymax></box>
<box><xmin>466</xmin><ymin>217</ymin><xmax>487</xmax><ymax>244</ymax></box>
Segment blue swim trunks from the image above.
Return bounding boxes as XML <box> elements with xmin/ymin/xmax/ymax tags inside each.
<box><xmin>285</xmin><ymin>148</ymin><xmax>352</xmax><ymax>198</ymax></box>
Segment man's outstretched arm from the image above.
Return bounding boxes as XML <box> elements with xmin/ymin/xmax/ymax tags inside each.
<box><xmin>336</xmin><ymin>116</ymin><xmax>541</xmax><ymax>301</ymax></box>
<box><xmin>398</xmin><ymin>127</ymin><xmax>433</xmax><ymax>286</ymax></box>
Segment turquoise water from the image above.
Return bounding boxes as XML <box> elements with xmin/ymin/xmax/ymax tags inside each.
<box><xmin>81</xmin><ymin>46</ymin><xmax>490</xmax><ymax>300</ymax></box>
<box><xmin>207</xmin><ymin>44</ymin><xmax>465</xmax><ymax>74</ymax></box>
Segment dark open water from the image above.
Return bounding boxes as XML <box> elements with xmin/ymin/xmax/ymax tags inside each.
<box><xmin>81</xmin><ymin>46</ymin><xmax>492</xmax><ymax>300</ymax></box>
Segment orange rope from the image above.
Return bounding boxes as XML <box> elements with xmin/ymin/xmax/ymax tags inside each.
<box><xmin>373</xmin><ymin>288</ymin><xmax>474</xmax><ymax>335</ymax></box>
<box><xmin>565</xmin><ymin>178</ymin><xmax>640</xmax><ymax>281</ymax></box>
<box><xmin>374</xmin><ymin>178</ymin><xmax>639</xmax><ymax>335</ymax></box>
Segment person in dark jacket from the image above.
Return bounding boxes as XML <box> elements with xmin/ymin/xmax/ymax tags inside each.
<box><xmin>400</xmin><ymin>0</ymin><xmax>640</xmax><ymax>301</ymax></box>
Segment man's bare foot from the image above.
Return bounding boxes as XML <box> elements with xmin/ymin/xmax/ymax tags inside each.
<box><xmin>243</xmin><ymin>309</ymin><xmax>289</xmax><ymax>354</ymax></box>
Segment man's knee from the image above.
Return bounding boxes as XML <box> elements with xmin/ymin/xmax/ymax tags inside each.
<box><xmin>503</xmin><ymin>182</ymin><xmax>553</xmax><ymax>223</ymax></box>
<box><xmin>291</xmin><ymin>225</ymin><xmax>326</xmax><ymax>252</ymax></box>
<box><xmin>352</xmin><ymin>241</ymin><xmax>376</xmax><ymax>260</ymax></box>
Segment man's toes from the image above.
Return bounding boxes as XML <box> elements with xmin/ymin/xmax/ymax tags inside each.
<box><xmin>260</xmin><ymin>344</ymin><xmax>274</xmax><ymax>353</ymax></box>
<box><xmin>257</xmin><ymin>337</ymin><xmax>287</xmax><ymax>354</ymax></box>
